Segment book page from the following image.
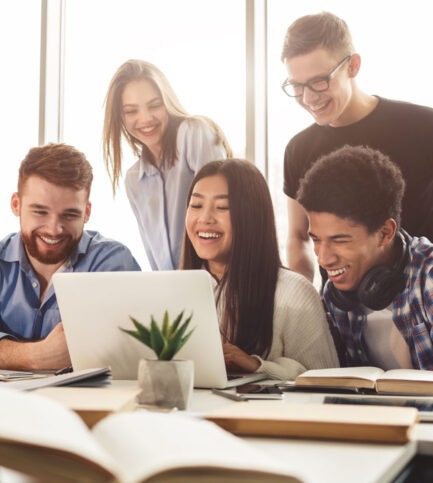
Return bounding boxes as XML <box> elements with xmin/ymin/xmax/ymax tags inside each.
<box><xmin>35</xmin><ymin>386</ymin><xmax>139</xmax><ymax>412</ymax></box>
<box><xmin>295</xmin><ymin>366</ymin><xmax>385</xmax><ymax>386</ymax></box>
<box><xmin>378</xmin><ymin>369</ymin><xmax>433</xmax><ymax>382</ymax></box>
<box><xmin>0</xmin><ymin>387</ymin><xmax>119</xmax><ymax>477</ymax></box>
<box><xmin>376</xmin><ymin>369</ymin><xmax>433</xmax><ymax>395</ymax></box>
<box><xmin>92</xmin><ymin>410</ymin><xmax>301</xmax><ymax>483</ymax></box>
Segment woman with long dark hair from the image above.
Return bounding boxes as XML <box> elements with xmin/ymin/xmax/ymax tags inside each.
<box><xmin>181</xmin><ymin>159</ymin><xmax>338</xmax><ymax>379</ymax></box>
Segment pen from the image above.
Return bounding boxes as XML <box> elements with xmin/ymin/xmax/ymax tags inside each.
<box><xmin>211</xmin><ymin>388</ymin><xmax>246</xmax><ymax>402</ymax></box>
<box><xmin>54</xmin><ymin>366</ymin><xmax>73</xmax><ymax>376</ymax></box>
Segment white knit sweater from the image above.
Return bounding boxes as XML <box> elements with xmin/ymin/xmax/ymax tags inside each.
<box><xmin>216</xmin><ymin>268</ymin><xmax>339</xmax><ymax>380</ymax></box>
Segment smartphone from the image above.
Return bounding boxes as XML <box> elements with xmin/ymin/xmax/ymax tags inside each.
<box><xmin>235</xmin><ymin>384</ymin><xmax>283</xmax><ymax>400</ymax></box>
<box><xmin>277</xmin><ymin>383</ymin><xmax>361</xmax><ymax>394</ymax></box>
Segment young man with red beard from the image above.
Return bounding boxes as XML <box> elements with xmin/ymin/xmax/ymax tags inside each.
<box><xmin>281</xmin><ymin>12</ymin><xmax>433</xmax><ymax>282</ymax></box>
<box><xmin>0</xmin><ymin>143</ymin><xmax>140</xmax><ymax>371</ymax></box>
<box><xmin>297</xmin><ymin>145</ymin><xmax>433</xmax><ymax>370</ymax></box>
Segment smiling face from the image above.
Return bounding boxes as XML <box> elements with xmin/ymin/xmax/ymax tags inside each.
<box><xmin>185</xmin><ymin>174</ymin><xmax>232</xmax><ymax>280</ymax></box>
<box><xmin>121</xmin><ymin>79</ymin><xmax>169</xmax><ymax>161</ymax></box>
<box><xmin>11</xmin><ymin>175</ymin><xmax>91</xmax><ymax>269</ymax></box>
<box><xmin>308</xmin><ymin>212</ymin><xmax>392</xmax><ymax>291</ymax></box>
<box><xmin>285</xmin><ymin>48</ymin><xmax>359</xmax><ymax>127</ymax></box>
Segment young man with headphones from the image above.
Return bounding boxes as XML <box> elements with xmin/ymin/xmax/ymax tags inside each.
<box><xmin>297</xmin><ymin>144</ymin><xmax>433</xmax><ymax>370</ymax></box>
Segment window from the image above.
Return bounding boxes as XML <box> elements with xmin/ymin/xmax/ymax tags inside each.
<box><xmin>62</xmin><ymin>0</ymin><xmax>245</xmax><ymax>268</ymax></box>
<box><xmin>0</xmin><ymin>1</ymin><xmax>41</xmax><ymax>235</ymax></box>
<box><xmin>3</xmin><ymin>1</ymin><xmax>433</xmax><ymax>272</ymax></box>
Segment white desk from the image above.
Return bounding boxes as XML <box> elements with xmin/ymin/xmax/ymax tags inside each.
<box><xmin>190</xmin><ymin>388</ymin><xmax>419</xmax><ymax>483</ymax></box>
<box><xmin>2</xmin><ymin>382</ymin><xmax>432</xmax><ymax>483</ymax></box>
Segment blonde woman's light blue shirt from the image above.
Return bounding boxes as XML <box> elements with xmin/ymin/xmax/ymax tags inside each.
<box><xmin>125</xmin><ymin>117</ymin><xmax>228</xmax><ymax>270</ymax></box>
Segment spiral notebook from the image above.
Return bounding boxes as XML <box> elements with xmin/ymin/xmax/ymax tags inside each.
<box><xmin>52</xmin><ymin>270</ymin><xmax>265</xmax><ymax>389</ymax></box>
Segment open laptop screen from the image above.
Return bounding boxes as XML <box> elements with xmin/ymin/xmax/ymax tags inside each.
<box><xmin>53</xmin><ymin>270</ymin><xmax>264</xmax><ymax>388</ymax></box>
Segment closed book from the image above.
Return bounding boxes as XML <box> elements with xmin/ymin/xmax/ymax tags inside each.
<box><xmin>35</xmin><ymin>385</ymin><xmax>140</xmax><ymax>427</ymax></box>
<box><xmin>206</xmin><ymin>401</ymin><xmax>418</xmax><ymax>444</ymax></box>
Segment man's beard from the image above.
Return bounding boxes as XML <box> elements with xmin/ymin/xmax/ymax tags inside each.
<box><xmin>21</xmin><ymin>231</ymin><xmax>81</xmax><ymax>265</ymax></box>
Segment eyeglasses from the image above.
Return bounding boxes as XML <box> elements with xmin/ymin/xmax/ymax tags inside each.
<box><xmin>281</xmin><ymin>55</ymin><xmax>351</xmax><ymax>98</ymax></box>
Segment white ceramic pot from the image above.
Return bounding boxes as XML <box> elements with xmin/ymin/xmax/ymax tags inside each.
<box><xmin>137</xmin><ymin>359</ymin><xmax>194</xmax><ymax>410</ymax></box>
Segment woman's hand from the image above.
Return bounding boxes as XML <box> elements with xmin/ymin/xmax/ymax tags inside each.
<box><xmin>222</xmin><ymin>341</ymin><xmax>261</xmax><ymax>373</ymax></box>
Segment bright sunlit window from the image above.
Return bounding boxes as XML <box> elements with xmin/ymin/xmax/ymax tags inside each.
<box><xmin>1</xmin><ymin>0</ymin><xmax>245</xmax><ymax>271</ymax></box>
<box><xmin>0</xmin><ymin>1</ymin><xmax>41</xmax><ymax>235</ymax></box>
<box><xmin>2</xmin><ymin>0</ymin><xmax>433</xmax><ymax>271</ymax></box>
<box><xmin>61</xmin><ymin>0</ymin><xmax>245</xmax><ymax>269</ymax></box>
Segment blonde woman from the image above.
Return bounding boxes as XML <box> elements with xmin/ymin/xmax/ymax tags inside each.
<box><xmin>103</xmin><ymin>60</ymin><xmax>231</xmax><ymax>270</ymax></box>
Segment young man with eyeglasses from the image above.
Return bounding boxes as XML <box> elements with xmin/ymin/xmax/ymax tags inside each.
<box><xmin>281</xmin><ymin>11</ymin><xmax>433</xmax><ymax>283</ymax></box>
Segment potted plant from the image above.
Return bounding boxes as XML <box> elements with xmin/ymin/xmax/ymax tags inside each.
<box><xmin>120</xmin><ymin>310</ymin><xmax>195</xmax><ymax>410</ymax></box>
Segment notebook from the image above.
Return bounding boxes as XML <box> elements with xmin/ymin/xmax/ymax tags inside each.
<box><xmin>52</xmin><ymin>270</ymin><xmax>265</xmax><ymax>389</ymax></box>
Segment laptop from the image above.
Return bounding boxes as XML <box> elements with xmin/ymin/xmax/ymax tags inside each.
<box><xmin>52</xmin><ymin>270</ymin><xmax>265</xmax><ymax>389</ymax></box>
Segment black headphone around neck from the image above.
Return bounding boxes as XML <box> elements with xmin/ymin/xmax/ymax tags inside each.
<box><xmin>327</xmin><ymin>231</ymin><xmax>408</xmax><ymax>311</ymax></box>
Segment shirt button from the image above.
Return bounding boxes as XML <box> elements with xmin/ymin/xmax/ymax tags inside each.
<box><xmin>357</xmin><ymin>349</ymin><xmax>363</xmax><ymax>355</ymax></box>
<box><xmin>32</xmin><ymin>281</ymin><xmax>38</xmax><ymax>288</ymax></box>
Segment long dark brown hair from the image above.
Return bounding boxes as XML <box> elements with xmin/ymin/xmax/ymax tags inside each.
<box><xmin>181</xmin><ymin>159</ymin><xmax>281</xmax><ymax>357</ymax></box>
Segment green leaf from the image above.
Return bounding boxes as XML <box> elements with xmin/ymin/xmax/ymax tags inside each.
<box><xmin>158</xmin><ymin>345</ymin><xmax>174</xmax><ymax>361</ymax></box>
<box><xmin>129</xmin><ymin>316</ymin><xmax>151</xmax><ymax>346</ymax></box>
<box><xmin>150</xmin><ymin>319</ymin><xmax>166</xmax><ymax>358</ymax></box>
<box><xmin>169</xmin><ymin>316</ymin><xmax>189</xmax><ymax>342</ymax></box>
<box><xmin>164</xmin><ymin>328</ymin><xmax>195</xmax><ymax>360</ymax></box>
<box><xmin>161</xmin><ymin>311</ymin><xmax>170</xmax><ymax>338</ymax></box>
<box><xmin>121</xmin><ymin>310</ymin><xmax>195</xmax><ymax>360</ymax></box>
<box><xmin>169</xmin><ymin>310</ymin><xmax>185</xmax><ymax>335</ymax></box>
<box><xmin>178</xmin><ymin>329</ymin><xmax>195</xmax><ymax>351</ymax></box>
<box><xmin>119</xmin><ymin>327</ymin><xmax>152</xmax><ymax>350</ymax></box>
<box><xmin>165</xmin><ymin>314</ymin><xmax>194</xmax><ymax>358</ymax></box>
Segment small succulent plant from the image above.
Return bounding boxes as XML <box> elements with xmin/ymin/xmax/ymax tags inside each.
<box><xmin>120</xmin><ymin>310</ymin><xmax>194</xmax><ymax>361</ymax></box>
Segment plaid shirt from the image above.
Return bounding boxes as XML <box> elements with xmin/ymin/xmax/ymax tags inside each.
<box><xmin>323</xmin><ymin>231</ymin><xmax>433</xmax><ymax>369</ymax></box>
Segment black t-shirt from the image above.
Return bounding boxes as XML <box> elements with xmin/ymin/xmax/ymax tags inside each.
<box><xmin>284</xmin><ymin>97</ymin><xmax>433</xmax><ymax>240</ymax></box>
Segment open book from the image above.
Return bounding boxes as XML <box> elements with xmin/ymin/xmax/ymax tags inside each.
<box><xmin>206</xmin><ymin>400</ymin><xmax>418</xmax><ymax>444</ymax></box>
<box><xmin>0</xmin><ymin>387</ymin><xmax>301</xmax><ymax>483</ymax></box>
<box><xmin>294</xmin><ymin>367</ymin><xmax>433</xmax><ymax>395</ymax></box>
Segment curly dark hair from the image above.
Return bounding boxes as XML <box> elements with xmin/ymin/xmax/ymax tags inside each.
<box><xmin>296</xmin><ymin>145</ymin><xmax>405</xmax><ymax>233</ymax></box>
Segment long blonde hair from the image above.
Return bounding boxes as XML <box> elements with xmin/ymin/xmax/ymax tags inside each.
<box><xmin>103</xmin><ymin>59</ymin><xmax>231</xmax><ymax>194</ymax></box>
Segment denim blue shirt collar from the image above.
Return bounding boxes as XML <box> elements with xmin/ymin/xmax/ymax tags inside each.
<box><xmin>0</xmin><ymin>230</ymin><xmax>140</xmax><ymax>341</ymax></box>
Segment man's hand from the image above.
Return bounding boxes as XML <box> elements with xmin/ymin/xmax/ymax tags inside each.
<box><xmin>31</xmin><ymin>323</ymin><xmax>72</xmax><ymax>370</ymax></box>
<box><xmin>0</xmin><ymin>323</ymin><xmax>71</xmax><ymax>371</ymax></box>
<box><xmin>222</xmin><ymin>341</ymin><xmax>261</xmax><ymax>373</ymax></box>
